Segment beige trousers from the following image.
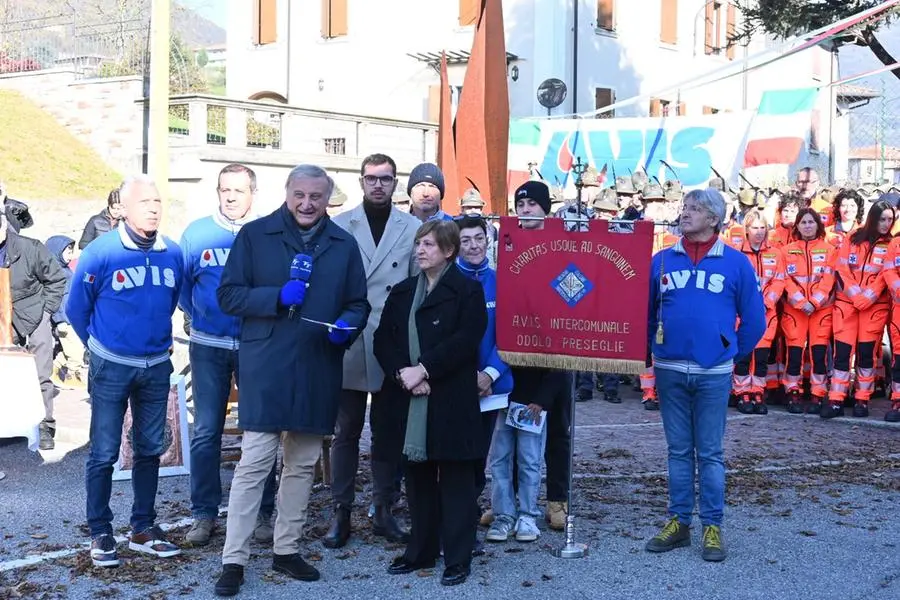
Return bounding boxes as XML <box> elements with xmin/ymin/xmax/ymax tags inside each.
<box><xmin>221</xmin><ymin>430</ymin><xmax>323</xmax><ymax>565</ymax></box>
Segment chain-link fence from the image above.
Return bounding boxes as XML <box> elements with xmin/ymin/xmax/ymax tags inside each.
<box><xmin>0</xmin><ymin>10</ymin><xmax>149</xmax><ymax>79</ymax></box>
<box><xmin>840</xmin><ymin>73</ymin><xmax>900</xmax><ymax>187</ymax></box>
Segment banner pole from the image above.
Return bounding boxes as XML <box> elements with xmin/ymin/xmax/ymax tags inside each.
<box><xmin>553</xmin><ymin>373</ymin><xmax>588</xmax><ymax>559</ymax></box>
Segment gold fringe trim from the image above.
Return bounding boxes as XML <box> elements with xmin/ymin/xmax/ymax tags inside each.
<box><xmin>499</xmin><ymin>351</ymin><xmax>645</xmax><ymax>375</ymax></box>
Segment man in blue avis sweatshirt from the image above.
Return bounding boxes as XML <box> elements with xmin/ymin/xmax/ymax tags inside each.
<box><xmin>67</xmin><ymin>175</ymin><xmax>184</xmax><ymax>569</ymax></box>
<box><xmin>644</xmin><ymin>187</ymin><xmax>765</xmax><ymax>563</ymax></box>
<box><xmin>178</xmin><ymin>164</ymin><xmax>278</xmax><ymax>547</ymax></box>
<box><xmin>455</xmin><ymin>216</ymin><xmax>514</xmax><ymax>527</ymax></box>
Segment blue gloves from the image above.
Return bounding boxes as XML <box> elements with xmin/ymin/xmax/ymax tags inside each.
<box><xmin>279</xmin><ymin>280</ymin><xmax>306</xmax><ymax>308</ymax></box>
<box><xmin>328</xmin><ymin>319</ymin><xmax>352</xmax><ymax>345</ymax></box>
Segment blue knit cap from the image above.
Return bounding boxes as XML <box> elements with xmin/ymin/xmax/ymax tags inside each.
<box><xmin>407</xmin><ymin>163</ymin><xmax>445</xmax><ymax>199</ymax></box>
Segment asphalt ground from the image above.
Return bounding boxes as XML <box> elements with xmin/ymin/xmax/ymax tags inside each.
<box><xmin>1</xmin><ymin>387</ymin><xmax>898</xmax><ymax>600</ymax></box>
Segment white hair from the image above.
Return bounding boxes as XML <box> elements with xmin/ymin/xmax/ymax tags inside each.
<box><xmin>684</xmin><ymin>187</ymin><xmax>727</xmax><ymax>232</ymax></box>
<box><xmin>119</xmin><ymin>174</ymin><xmax>158</xmax><ymax>203</ymax></box>
<box><xmin>285</xmin><ymin>164</ymin><xmax>335</xmax><ymax>199</ymax></box>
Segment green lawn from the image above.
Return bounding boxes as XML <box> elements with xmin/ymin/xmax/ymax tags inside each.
<box><xmin>0</xmin><ymin>90</ymin><xmax>121</xmax><ymax>200</ymax></box>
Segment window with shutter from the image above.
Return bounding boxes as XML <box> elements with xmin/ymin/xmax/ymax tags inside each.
<box><xmin>704</xmin><ymin>2</ymin><xmax>714</xmax><ymax>54</ymax></box>
<box><xmin>703</xmin><ymin>106</ymin><xmax>719</xmax><ymax>115</ymax></box>
<box><xmin>650</xmin><ymin>98</ymin><xmax>663</xmax><ymax>117</ymax></box>
<box><xmin>321</xmin><ymin>0</ymin><xmax>348</xmax><ymax>39</ymax></box>
<box><xmin>253</xmin><ymin>0</ymin><xmax>277</xmax><ymax>45</ymax></box>
<box><xmin>595</xmin><ymin>87</ymin><xmax>615</xmax><ymax>118</ymax></box>
<box><xmin>427</xmin><ymin>85</ymin><xmax>441</xmax><ymax>123</ymax></box>
<box><xmin>459</xmin><ymin>0</ymin><xmax>479</xmax><ymax>26</ymax></box>
<box><xmin>726</xmin><ymin>3</ymin><xmax>736</xmax><ymax>60</ymax></box>
<box><xmin>597</xmin><ymin>0</ymin><xmax>615</xmax><ymax>31</ymax></box>
<box><xmin>660</xmin><ymin>0</ymin><xmax>677</xmax><ymax>44</ymax></box>
<box><xmin>676</xmin><ymin>101</ymin><xmax>686</xmax><ymax>116</ymax></box>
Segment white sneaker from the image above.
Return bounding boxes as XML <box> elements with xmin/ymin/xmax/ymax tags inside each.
<box><xmin>485</xmin><ymin>515</ymin><xmax>516</xmax><ymax>542</ymax></box>
<box><xmin>515</xmin><ymin>516</ymin><xmax>540</xmax><ymax>542</ymax></box>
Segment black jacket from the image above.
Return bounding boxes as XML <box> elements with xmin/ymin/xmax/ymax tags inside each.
<box><xmin>3</xmin><ymin>198</ymin><xmax>33</xmax><ymax>232</ymax></box>
<box><xmin>509</xmin><ymin>366</ymin><xmax>567</xmax><ymax>412</ymax></box>
<box><xmin>78</xmin><ymin>208</ymin><xmax>118</xmax><ymax>249</ymax></box>
<box><xmin>373</xmin><ymin>264</ymin><xmax>488</xmax><ymax>462</ymax></box>
<box><xmin>2</xmin><ymin>230</ymin><xmax>67</xmax><ymax>339</ymax></box>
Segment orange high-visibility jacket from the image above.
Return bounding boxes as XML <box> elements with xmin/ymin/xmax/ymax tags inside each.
<box><xmin>835</xmin><ymin>235</ymin><xmax>892</xmax><ymax>308</ymax></box>
<box><xmin>768</xmin><ymin>224</ymin><xmax>795</xmax><ymax>249</ymax></box>
<box><xmin>880</xmin><ymin>236</ymin><xmax>900</xmax><ymax>303</ymax></box>
<box><xmin>739</xmin><ymin>239</ymin><xmax>786</xmax><ymax>310</ymax></box>
<box><xmin>652</xmin><ymin>231</ymin><xmax>680</xmax><ymax>255</ymax></box>
<box><xmin>721</xmin><ymin>222</ymin><xmax>745</xmax><ymax>249</ymax></box>
<box><xmin>825</xmin><ymin>223</ymin><xmax>856</xmax><ymax>248</ymax></box>
<box><xmin>810</xmin><ymin>194</ymin><xmax>832</xmax><ymax>228</ymax></box>
<box><xmin>781</xmin><ymin>238</ymin><xmax>836</xmax><ymax>310</ymax></box>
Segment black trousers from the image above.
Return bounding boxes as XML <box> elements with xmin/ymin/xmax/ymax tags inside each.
<box><xmin>330</xmin><ymin>389</ymin><xmax>397</xmax><ymax>508</ymax></box>
<box><xmin>544</xmin><ymin>372</ymin><xmax>573</xmax><ymax>502</ymax></box>
<box><xmin>404</xmin><ymin>459</ymin><xmax>480</xmax><ymax>570</ymax></box>
<box><xmin>475</xmin><ymin>410</ymin><xmax>499</xmax><ymax>498</ymax></box>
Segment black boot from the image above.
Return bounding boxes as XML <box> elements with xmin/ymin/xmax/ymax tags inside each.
<box><xmin>214</xmin><ymin>564</ymin><xmax>244</xmax><ymax>597</ymax></box>
<box><xmin>373</xmin><ymin>505</ymin><xmax>409</xmax><ymax>543</ymax></box>
<box><xmin>272</xmin><ymin>553</ymin><xmax>320</xmax><ymax>581</ymax></box>
<box><xmin>39</xmin><ymin>421</ymin><xmax>55</xmax><ymax>451</ymax></box>
<box><xmin>322</xmin><ymin>506</ymin><xmax>351</xmax><ymax>549</ymax></box>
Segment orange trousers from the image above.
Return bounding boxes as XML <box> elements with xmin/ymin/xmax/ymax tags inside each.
<box><xmin>887</xmin><ymin>305</ymin><xmax>900</xmax><ymax>401</ymax></box>
<box><xmin>781</xmin><ymin>306</ymin><xmax>833</xmax><ymax>396</ymax></box>
<box><xmin>830</xmin><ymin>298</ymin><xmax>890</xmax><ymax>402</ymax></box>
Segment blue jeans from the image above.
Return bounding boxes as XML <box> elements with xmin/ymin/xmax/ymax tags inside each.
<box><xmin>575</xmin><ymin>371</ymin><xmax>593</xmax><ymax>394</ymax></box>
<box><xmin>490</xmin><ymin>410</ymin><xmax>547</xmax><ymax>519</ymax></box>
<box><xmin>85</xmin><ymin>356</ymin><xmax>174</xmax><ymax>538</ymax></box>
<box><xmin>599</xmin><ymin>373</ymin><xmax>619</xmax><ymax>397</ymax></box>
<box><xmin>655</xmin><ymin>368</ymin><xmax>732</xmax><ymax>527</ymax></box>
<box><xmin>189</xmin><ymin>343</ymin><xmax>277</xmax><ymax>520</ymax></box>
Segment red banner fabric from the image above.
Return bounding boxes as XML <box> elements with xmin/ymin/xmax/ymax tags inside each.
<box><xmin>496</xmin><ymin>217</ymin><xmax>655</xmax><ymax>374</ymax></box>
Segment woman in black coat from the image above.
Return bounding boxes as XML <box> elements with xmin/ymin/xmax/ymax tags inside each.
<box><xmin>373</xmin><ymin>219</ymin><xmax>487</xmax><ymax>587</ymax></box>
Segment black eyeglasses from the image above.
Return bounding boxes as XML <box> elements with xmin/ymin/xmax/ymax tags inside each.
<box><xmin>362</xmin><ymin>175</ymin><xmax>395</xmax><ymax>186</ymax></box>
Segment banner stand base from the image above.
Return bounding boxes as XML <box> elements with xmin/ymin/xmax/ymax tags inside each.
<box><xmin>552</xmin><ymin>541</ymin><xmax>589</xmax><ymax>559</ymax></box>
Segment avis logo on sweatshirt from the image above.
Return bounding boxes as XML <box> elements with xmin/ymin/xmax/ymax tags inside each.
<box><xmin>112</xmin><ymin>266</ymin><xmax>177</xmax><ymax>291</ymax></box>
<box><xmin>660</xmin><ymin>269</ymin><xmax>726</xmax><ymax>294</ymax></box>
<box><xmin>199</xmin><ymin>248</ymin><xmax>231</xmax><ymax>268</ymax></box>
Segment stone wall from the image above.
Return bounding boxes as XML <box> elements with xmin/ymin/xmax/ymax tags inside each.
<box><xmin>0</xmin><ymin>68</ymin><xmax>143</xmax><ymax>176</ymax></box>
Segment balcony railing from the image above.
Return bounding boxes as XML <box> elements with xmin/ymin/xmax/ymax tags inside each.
<box><xmin>166</xmin><ymin>94</ymin><xmax>437</xmax><ymax>165</ymax></box>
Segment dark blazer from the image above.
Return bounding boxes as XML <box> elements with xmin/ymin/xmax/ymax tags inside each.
<box><xmin>217</xmin><ymin>208</ymin><xmax>370</xmax><ymax>434</ymax></box>
<box><xmin>373</xmin><ymin>264</ymin><xmax>487</xmax><ymax>462</ymax></box>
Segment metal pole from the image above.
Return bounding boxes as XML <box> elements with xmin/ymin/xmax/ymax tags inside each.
<box><xmin>553</xmin><ymin>156</ymin><xmax>589</xmax><ymax>560</ymax></box>
<box><xmin>148</xmin><ymin>0</ymin><xmax>170</xmax><ymax>229</ymax></box>
<box><xmin>553</xmin><ymin>373</ymin><xmax>588</xmax><ymax>559</ymax></box>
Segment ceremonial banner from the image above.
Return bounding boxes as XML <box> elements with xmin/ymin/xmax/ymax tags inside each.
<box><xmin>496</xmin><ymin>217</ymin><xmax>654</xmax><ymax>374</ymax></box>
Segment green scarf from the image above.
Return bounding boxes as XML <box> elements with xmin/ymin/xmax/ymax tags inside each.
<box><xmin>403</xmin><ymin>263</ymin><xmax>452</xmax><ymax>462</ymax></box>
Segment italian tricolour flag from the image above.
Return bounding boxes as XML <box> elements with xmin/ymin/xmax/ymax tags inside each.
<box><xmin>743</xmin><ymin>87</ymin><xmax>819</xmax><ymax>167</ymax></box>
<box><xmin>507</xmin><ymin>120</ymin><xmax>542</xmax><ymax>197</ymax></box>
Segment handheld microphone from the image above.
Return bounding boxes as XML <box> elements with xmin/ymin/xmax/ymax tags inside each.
<box><xmin>288</xmin><ymin>253</ymin><xmax>313</xmax><ymax>320</ymax></box>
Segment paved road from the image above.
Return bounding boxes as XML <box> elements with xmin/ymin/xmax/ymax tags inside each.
<box><xmin>1</xmin><ymin>391</ymin><xmax>898</xmax><ymax>600</ymax></box>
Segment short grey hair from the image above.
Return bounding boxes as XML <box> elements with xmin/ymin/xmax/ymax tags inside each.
<box><xmin>285</xmin><ymin>164</ymin><xmax>335</xmax><ymax>199</ymax></box>
<box><xmin>119</xmin><ymin>174</ymin><xmax>158</xmax><ymax>203</ymax></box>
<box><xmin>684</xmin><ymin>187</ymin><xmax>727</xmax><ymax>232</ymax></box>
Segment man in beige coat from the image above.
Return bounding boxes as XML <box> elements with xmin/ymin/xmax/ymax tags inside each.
<box><xmin>326</xmin><ymin>153</ymin><xmax>420</xmax><ymax>548</ymax></box>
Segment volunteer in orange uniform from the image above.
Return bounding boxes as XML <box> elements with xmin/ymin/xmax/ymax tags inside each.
<box><xmin>880</xmin><ymin>234</ymin><xmax>900</xmax><ymax>423</ymax></box>
<box><xmin>779</xmin><ymin>209</ymin><xmax>835</xmax><ymax>414</ymax></box>
<box><xmin>825</xmin><ymin>189</ymin><xmax>864</xmax><ymax>247</ymax></box>
<box><xmin>768</xmin><ymin>194</ymin><xmax>804</xmax><ymax>249</ymax></box>
<box><xmin>824</xmin><ymin>200</ymin><xmax>895</xmax><ymax>419</ymax></box>
<box><xmin>732</xmin><ymin>211</ymin><xmax>785</xmax><ymax>414</ymax></box>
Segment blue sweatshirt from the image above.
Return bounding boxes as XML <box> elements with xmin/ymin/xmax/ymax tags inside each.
<box><xmin>179</xmin><ymin>211</ymin><xmax>254</xmax><ymax>350</ymax></box>
<box><xmin>456</xmin><ymin>256</ymin><xmax>514</xmax><ymax>395</ymax></box>
<box><xmin>648</xmin><ymin>237</ymin><xmax>765</xmax><ymax>374</ymax></box>
<box><xmin>67</xmin><ymin>224</ymin><xmax>183</xmax><ymax>368</ymax></box>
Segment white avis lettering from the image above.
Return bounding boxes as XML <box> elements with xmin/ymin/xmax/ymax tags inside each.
<box><xmin>112</xmin><ymin>267</ymin><xmax>177</xmax><ymax>291</ymax></box>
<box><xmin>661</xmin><ymin>269</ymin><xmax>725</xmax><ymax>294</ymax></box>
<box><xmin>199</xmin><ymin>248</ymin><xmax>231</xmax><ymax>268</ymax></box>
